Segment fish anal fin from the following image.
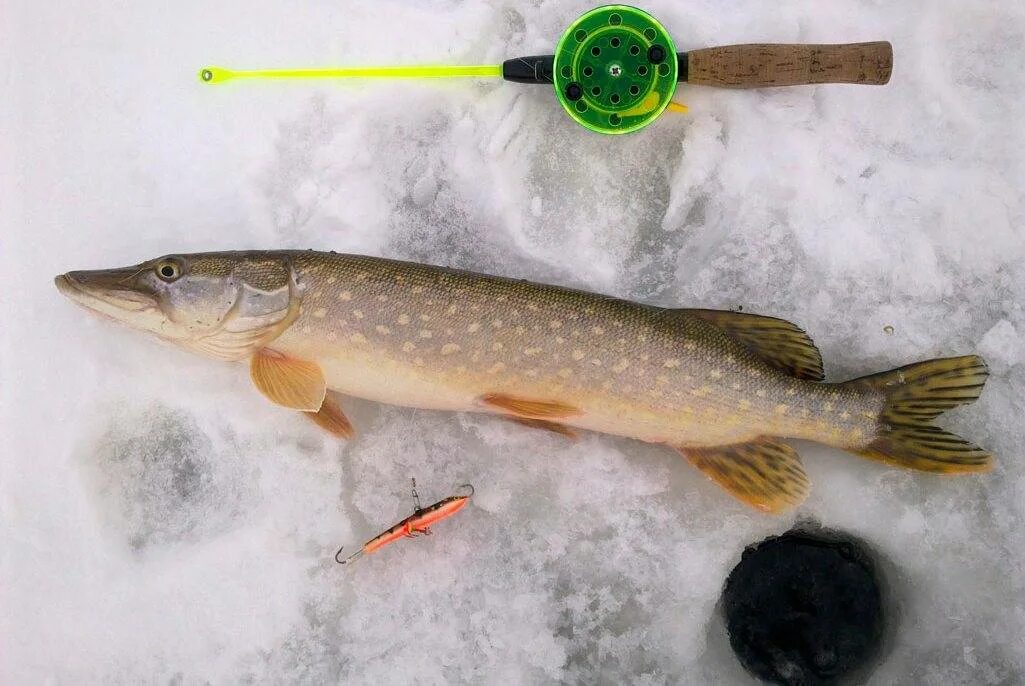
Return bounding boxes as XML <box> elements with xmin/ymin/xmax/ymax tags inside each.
<box><xmin>250</xmin><ymin>348</ymin><xmax>326</xmax><ymax>411</ymax></box>
<box><xmin>306</xmin><ymin>392</ymin><xmax>355</xmax><ymax>439</ymax></box>
<box><xmin>506</xmin><ymin>416</ymin><xmax>579</xmax><ymax>440</ymax></box>
<box><xmin>680</xmin><ymin>309</ymin><xmax>824</xmax><ymax>381</ymax></box>
<box><xmin>480</xmin><ymin>394</ymin><xmax>580</xmax><ymax>420</ymax></box>
<box><xmin>675</xmin><ymin>438</ymin><xmax>810</xmax><ymax>513</ymax></box>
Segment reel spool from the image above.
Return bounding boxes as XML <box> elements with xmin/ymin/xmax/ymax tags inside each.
<box><xmin>552</xmin><ymin>6</ymin><xmax>677</xmax><ymax>134</ymax></box>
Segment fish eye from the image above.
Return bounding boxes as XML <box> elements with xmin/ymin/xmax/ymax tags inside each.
<box><xmin>155</xmin><ymin>260</ymin><xmax>182</xmax><ymax>282</ymax></box>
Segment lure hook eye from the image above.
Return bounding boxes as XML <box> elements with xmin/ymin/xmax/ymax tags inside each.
<box><xmin>456</xmin><ymin>483</ymin><xmax>474</xmax><ymax>498</ymax></box>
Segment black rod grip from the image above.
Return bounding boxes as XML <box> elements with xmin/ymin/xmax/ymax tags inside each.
<box><xmin>677</xmin><ymin>52</ymin><xmax>689</xmax><ymax>82</ymax></box>
<box><xmin>502</xmin><ymin>55</ymin><xmax>555</xmax><ymax>84</ymax></box>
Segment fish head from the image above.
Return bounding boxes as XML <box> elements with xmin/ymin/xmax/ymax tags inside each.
<box><xmin>56</xmin><ymin>252</ymin><xmax>299</xmax><ymax>360</ymax></box>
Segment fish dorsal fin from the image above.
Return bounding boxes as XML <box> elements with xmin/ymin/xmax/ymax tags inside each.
<box><xmin>306</xmin><ymin>392</ymin><xmax>355</xmax><ymax>438</ymax></box>
<box><xmin>679</xmin><ymin>309</ymin><xmax>824</xmax><ymax>381</ymax></box>
<box><xmin>675</xmin><ymin>438</ymin><xmax>810</xmax><ymax>513</ymax></box>
<box><xmin>250</xmin><ymin>349</ymin><xmax>326</xmax><ymax>411</ymax></box>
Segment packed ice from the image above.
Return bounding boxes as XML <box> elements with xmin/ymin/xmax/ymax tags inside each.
<box><xmin>3</xmin><ymin>0</ymin><xmax>1024</xmax><ymax>683</ymax></box>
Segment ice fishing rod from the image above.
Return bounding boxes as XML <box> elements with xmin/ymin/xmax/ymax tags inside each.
<box><xmin>199</xmin><ymin>5</ymin><xmax>892</xmax><ymax>135</ymax></box>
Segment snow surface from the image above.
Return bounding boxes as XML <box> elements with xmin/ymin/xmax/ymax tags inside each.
<box><xmin>3</xmin><ymin>0</ymin><xmax>1025</xmax><ymax>683</ymax></box>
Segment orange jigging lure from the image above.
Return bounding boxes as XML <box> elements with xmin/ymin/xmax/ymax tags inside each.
<box><xmin>336</xmin><ymin>481</ymin><xmax>473</xmax><ymax>565</ymax></box>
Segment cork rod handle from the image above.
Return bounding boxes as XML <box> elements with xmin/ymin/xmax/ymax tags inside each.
<box><xmin>684</xmin><ymin>42</ymin><xmax>892</xmax><ymax>88</ymax></box>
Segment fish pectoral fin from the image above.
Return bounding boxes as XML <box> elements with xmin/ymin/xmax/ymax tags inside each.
<box><xmin>675</xmin><ymin>438</ymin><xmax>810</xmax><ymax>513</ymax></box>
<box><xmin>250</xmin><ymin>348</ymin><xmax>326</xmax><ymax>411</ymax></box>
<box><xmin>676</xmin><ymin>309</ymin><xmax>824</xmax><ymax>381</ymax></box>
<box><xmin>480</xmin><ymin>394</ymin><xmax>580</xmax><ymax>420</ymax></box>
<box><xmin>305</xmin><ymin>392</ymin><xmax>355</xmax><ymax>439</ymax></box>
<box><xmin>506</xmin><ymin>416</ymin><xmax>579</xmax><ymax>440</ymax></box>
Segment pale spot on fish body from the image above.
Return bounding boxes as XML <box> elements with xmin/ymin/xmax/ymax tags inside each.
<box><xmin>441</xmin><ymin>343</ymin><xmax>461</xmax><ymax>355</ymax></box>
<box><xmin>313</xmin><ymin>308</ymin><xmax>327</xmax><ymax>318</ymax></box>
<box><xmin>376</xmin><ymin>325</ymin><xmax>391</xmax><ymax>335</ymax></box>
<box><xmin>402</xmin><ymin>342</ymin><xmax>416</xmax><ymax>353</ymax></box>
<box><xmin>339</xmin><ymin>291</ymin><xmax>352</xmax><ymax>301</ymax></box>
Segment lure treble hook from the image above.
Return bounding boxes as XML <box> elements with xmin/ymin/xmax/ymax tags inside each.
<box><xmin>335</xmin><ymin>546</ymin><xmax>364</xmax><ymax>565</ymax></box>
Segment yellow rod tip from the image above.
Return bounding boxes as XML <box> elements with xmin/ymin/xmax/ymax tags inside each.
<box><xmin>198</xmin><ymin>66</ymin><xmax>233</xmax><ymax>83</ymax></box>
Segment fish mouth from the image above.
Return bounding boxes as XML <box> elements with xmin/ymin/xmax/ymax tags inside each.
<box><xmin>55</xmin><ymin>269</ymin><xmax>158</xmax><ymax>317</ymax></box>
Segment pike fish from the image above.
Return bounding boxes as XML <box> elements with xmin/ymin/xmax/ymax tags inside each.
<box><xmin>55</xmin><ymin>251</ymin><xmax>992</xmax><ymax>512</ymax></box>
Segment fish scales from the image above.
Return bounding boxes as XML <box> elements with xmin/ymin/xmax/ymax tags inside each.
<box><xmin>279</xmin><ymin>253</ymin><xmax>874</xmax><ymax>446</ymax></box>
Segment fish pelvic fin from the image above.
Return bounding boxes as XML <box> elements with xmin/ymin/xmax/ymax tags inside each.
<box><xmin>250</xmin><ymin>348</ymin><xmax>326</xmax><ymax>411</ymax></box>
<box><xmin>306</xmin><ymin>392</ymin><xmax>355</xmax><ymax>439</ymax></box>
<box><xmin>675</xmin><ymin>438</ymin><xmax>810</xmax><ymax>514</ymax></box>
<box><xmin>480</xmin><ymin>394</ymin><xmax>580</xmax><ymax>420</ymax></box>
<box><xmin>505</xmin><ymin>416</ymin><xmax>579</xmax><ymax>440</ymax></box>
<box><xmin>848</xmin><ymin>355</ymin><xmax>992</xmax><ymax>473</ymax></box>
<box><xmin>675</xmin><ymin>309</ymin><xmax>824</xmax><ymax>381</ymax></box>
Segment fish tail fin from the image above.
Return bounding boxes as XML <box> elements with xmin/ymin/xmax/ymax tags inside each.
<box><xmin>848</xmin><ymin>355</ymin><xmax>992</xmax><ymax>473</ymax></box>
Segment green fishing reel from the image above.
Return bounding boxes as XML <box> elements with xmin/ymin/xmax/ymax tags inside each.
<box><xmin>200</xmin><ymin>4</ymin><xmax>892</xmax><ymax>135</ymax></box>
<box><xmin>551</xmin><ymin>6</ymin><xmax>677</xmax><ymax>134</ymax></box>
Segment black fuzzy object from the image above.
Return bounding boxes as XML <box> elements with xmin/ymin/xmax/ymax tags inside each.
<box><xmin>722</xmin><ymin>530</ymin><xmax>885</xmax><ymax>685</ymax></box>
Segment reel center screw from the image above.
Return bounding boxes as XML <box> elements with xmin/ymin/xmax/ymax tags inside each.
<box><xmin>609</xmin><ymin>63</ymin><xmax>622</xmax><ymax>77</ymax></box>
